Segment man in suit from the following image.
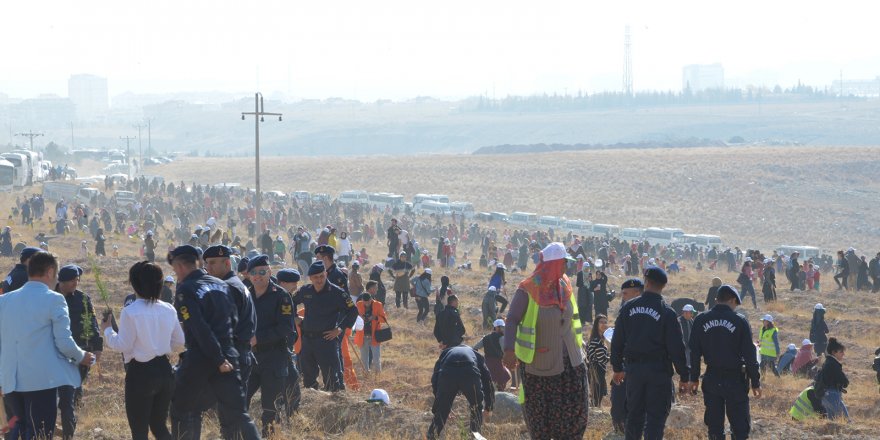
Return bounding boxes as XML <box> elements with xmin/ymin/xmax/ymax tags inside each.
<box><xmin>0</xmin><ymin>251</ymin><xmax>95</xmax><ymax>439</ymax></box>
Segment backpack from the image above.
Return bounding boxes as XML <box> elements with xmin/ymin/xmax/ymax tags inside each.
<box><xmin>811</xmin><ymin>367</ymin><xmax>826</xmax><ymax>401</ymax></box>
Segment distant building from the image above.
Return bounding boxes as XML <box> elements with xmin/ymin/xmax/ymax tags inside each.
<box><xmin>682</xmin><ymin>64</ymin><xmax>724</xmax><ymax>92</ymax></box>
<box><xmin>831</xmin><ymin>77</ymin><xmax>880</xmax><ymax>97</ymax></box>
<box><xmin>68</xmin><ymin>74</ymin><xmax>108</xmax><ymax>121</ymax></box>
<box><xmin>10</xmin><ymin>96</ymin><xmax>75</xmax><ymax>130</ymax></box>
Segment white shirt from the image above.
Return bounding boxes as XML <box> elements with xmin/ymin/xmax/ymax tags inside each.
<box><xmin>104</xmin><ymin>298</ymin><xmax>185</xmax><ymax>363</ymax></box>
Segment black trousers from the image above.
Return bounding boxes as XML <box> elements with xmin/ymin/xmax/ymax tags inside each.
<box><xmin>300</xmin><ymin>336</ymin><xmax>344</xmax><ymax>391</ymax></box>
<box><xmin>610</xmin><ymin>378</ymin><xmax>627</xmax><ymax>430</ymax></box>
<box><xmin>170</xmin><ymin>352</ymin><xmax>261</xmax><ymax>440</ymax></box>
<box><xmin>415</xmin><ymin>296</ymin><xmax>430</xmax><ymax>322</ymax></box>
<box><xmin>5</xmin><ymin>388</ymin><xmax>58</xmax><ymax>440</ymax></box>
<box><xmin>625</xmin><ymin>361</ymin><xmax>673</xmax><ymax>440</ymax></box>
<box><xmin>246</xmin><ymin>350</ymin><xmax>288</xmax><ymax>436</ymax></box>
<box><xmin>58</xmin><ymin>365</ymin><xmax>90</xmax><ymax>440</ymax></box>
<box><xmin>283</xmin><ymin>353</ymin><xmax>302</xmax><ymax>418</ymax></box>
<box><xmin>427</xmin><ymin>368</ymin><xmax>484</xmax><ymax>440</ymax></box>
<box><xmin>701</xmin><ymin>372</ymin><xmax>750</xmax><ymax>440</ymax></box>
<box><xmin>125</xmin><ymin>356</ymin><xmax>174</xmax><ymax>440</ymax></box>
<box><xmin>395</xmin><ymin>290</ymin><xmax>409</xmax><ymax>308</ymax></box>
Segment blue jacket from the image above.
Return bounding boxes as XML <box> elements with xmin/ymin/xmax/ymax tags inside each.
<box><xmin>0</xmin><ymin>281</ymin><xmax>86</xmax><ymax>392</ymax></box>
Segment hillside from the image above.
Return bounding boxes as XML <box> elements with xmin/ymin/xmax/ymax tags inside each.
<box><xmin>150</xmin><ymin>146</ymin><xmax>880</xmax><ymax>252</ymax></box>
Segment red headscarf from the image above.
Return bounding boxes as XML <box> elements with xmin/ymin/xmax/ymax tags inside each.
<box><xmin>518</xmin><ymin>258</ymin><xmax>572</xmax><ymax>309</ymax></box>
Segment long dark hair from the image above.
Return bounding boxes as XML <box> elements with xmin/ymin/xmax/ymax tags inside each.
<box><xmin>589</xmin><ymin>314</ymin><xmax>607</xmax><ymax>341</ymax></box>
<box><xmin>493</xmin><ymin>266</ymin><xmax>506</xmax><ymax>283</ymax></box>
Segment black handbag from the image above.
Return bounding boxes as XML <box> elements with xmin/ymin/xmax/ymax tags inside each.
<box><xmin>375</xmin><ymin>317</ymin><xmax>393</xmax><ymax>343</ymax></box>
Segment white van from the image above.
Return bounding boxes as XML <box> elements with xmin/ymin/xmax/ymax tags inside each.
<box><xmin>591</xmin><ymin>224</ymin><xmax>620</xmax><ymax>238</ymax></box>
<box><xmin>418</xmin><ymin>200</ymin><xmax>451</xmax><ymax>216</ymax></box>
<box><xmin>509</xmin><ymin>212</ymin><xmax>538</xmax><ymax>226</ymax></box>
<box><xmin>620</xmin><ymin>228</ymin><xmax>645</xmax><ymax>242</ymax></box>
<box><xmin>776</xmin><ymin>245</ymin><xmax>821</xmax><ymax>260</ymax></box>
<box><xmin>538</xmin><ymin>216</ymin><xmax>565</xmax><ymax>228</ymax></box>
<box><xmin>564</xmin><ymin>219</ymin><xmax>593</xmax><ymax>234</ymax></box>
<box><xmin>339</xmin><ymin>190</ymin><xmax>369</xmax><ymax>205</ymax></box>
<box><xmin>368</xmin><ymin>192</ymin><xmax>405</xmax><ymax>211</ymax></box>
<box><xmin>644</xmin><ymin>227</ymin><xmax>684</xmax><ymax>245</ymax></box>
<box><xmin>450</xmin><ymin>202</ymin><xmax>475</xmax><ymax>218</ymax></box>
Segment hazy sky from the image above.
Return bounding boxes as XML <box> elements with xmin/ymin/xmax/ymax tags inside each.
<box><xmin>2</xmin><ymin>0</ymin><xmax>878</xmax><ymax>101</ymax></box>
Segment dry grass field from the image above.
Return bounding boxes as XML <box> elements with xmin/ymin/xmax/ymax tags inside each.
<box><xmin>2</xmin><ymin>145</ymin><xmax>879</xmax><ymax>439</ymax></box>
<box><xmin>152</xmin><ymin>146</ymin><xmax>880</xmax><ymax>252</ymax></box>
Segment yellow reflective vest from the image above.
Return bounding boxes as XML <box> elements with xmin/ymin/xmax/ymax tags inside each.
<box><xmin>759</xmin><ymin>327</ymin><xmax>778</xmax><ymax>358</ymax></box>
<box><xmin>789</xmin><ymin>387</ymin><xmax>818</xmax><ymax>421</ymax></box>
<box><xmin>514</xmin><ymin>292</ymin><xmax>583</xmax><ymax>403</ymax></box>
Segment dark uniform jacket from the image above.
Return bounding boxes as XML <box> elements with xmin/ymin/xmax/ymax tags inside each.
<box><xmin>290</xmin><ymin>282</ymin><xmax>357</xmax><ymax>334</ymax></box>
<box><xmin>610</xmin><ymin>291</ymin><xmax>689</xmax><ymax>382</ymax></box>
<box><xmin>688</xmin><ymin>304</ymin><xmax>760</xmax><ymax>389</ymax></box>
<box><xmin>175</xmin><ymin>269</ymin><xmax>239</xmax><ymax>368</ymax></box>
<box><xmin>224</xmin><ymin>272</ymin><xmax>257</xmax><ymax>350</ymax></box>
<box><xmin>434</xmin><ymin>305</ymin><xmax>466</xmax><ymax>347</ymax></box>
<box><xmin>1</xmin><ymin>264</ymin><xmax>28</xmax><ymax>293</ymax></box>
<box><xmin>63</xmin><ymin>289</ymin><xmax>104</xmax><ymax>352</ymax></box>
<box><xmin>326</xmin><ymin>265</ymin><xmax>349</xmax><ymax>295</ymax></box>
<box><xmin>250</xmin><ymin>281</ymin><xmax>296</xmax><ymax>352</ymax></box>
<box><xmin>431</xmin><ymin>346</ymin><xmax>495</xmax><ymax>411</ymax></box>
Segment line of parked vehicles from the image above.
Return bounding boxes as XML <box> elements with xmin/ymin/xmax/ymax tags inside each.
<box><xmin>0</xmin><ymin>150</ymin><xmax>56</xmax><ymax>191</ymax></box>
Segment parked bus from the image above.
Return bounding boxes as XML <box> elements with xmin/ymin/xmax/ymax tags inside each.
<box><xmin>418</xmin><ymin>200</ymin><xmax>451</xmax><ymax>216</ymax></box>
<box><xmin>490</xmin><ymin>212</ymin><xmax>509</xmax><ymax>222</ymax></box>
<box><xmin>12</xmin><ymin>150</ymin><xmax>42</xmax><ymax>184</ymax></box>
<box><xmin>509</xmin><ymin>212</ymin><xmax>538</xmax><ymax>226</ymax></box>
<box><xmin>0</xmin><ymin>159</ymin><xmax>14</xmax><ymax>192</ymax></box>
<box><xmin>339</xmin><ymin>190</ymin><xmax>369</xmax><ymax>205</ymax></box>
<box><xmin>1</xmin><ymin>153</ymin><xmax>28</xmax><ymax>187</ymax></box>
<box><xmin>644</xmin><ymin>227</ymin><xmax>684</xmax><ymax>245</ymax></box>
<box><xmin>450</xmin><ymin>202</ymin><xmax>475</xmax><ymax>218</ymax></box>
<box><xmin>538</xmin><ymin>215</ymin><xmax>565</xmax><ymax>229</ymax></box>
<box><xmin>591</xmin><ymin>224</ymin><xmax>620</xmax><ymax>238</ymax></box>
<box><xmin>564</xmin><ymin>219</ymin><xmax>593</xmax><ymax>234</ymax></box>
<box><xmin>776</xmin><ymin>245</ymin><xmax>821</xmax><ymax>260</ymax></box>
<box><xmin>368</xmin><ymin>192</ymin><xmax>405</xmax><ymax>211</ymax></box>
<box><xmin>681</xmin><ymin>234</ymin><xmax>723</xmax><ymax>249</ymax></box>
<box><xmin>620</xmin><ymin>228</ymin><xmax>645</xmax><ymax>242</ymax></box>
<box><xmin>413</xmin><ymin>193</ymin><xmax>450</xmax><ymax>208</ymax></box>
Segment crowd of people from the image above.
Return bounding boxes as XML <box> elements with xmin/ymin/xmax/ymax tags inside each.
<box><xmin>0</xmin><ymin>177</ymin><xmax>877</xmax><ymax>439</ymax></box>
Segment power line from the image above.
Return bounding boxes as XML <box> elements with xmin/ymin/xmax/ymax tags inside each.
<box><xmin>241</xmin><ymin>93</ymin><xmax>282</xmax><ymax>232</ymax></box>
<box><xmin>15</xmin><ymin>130</ymin><xmax>43</xmax><ymax>151</ymax></box>
<box><xmin>623</xmin><ymin>25</ymin><xmax>633</xmax><ymax>97</ymax></box>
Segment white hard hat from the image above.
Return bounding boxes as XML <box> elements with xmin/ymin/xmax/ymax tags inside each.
<box><xmin>787</xmin><ymin>343</ymin><xmax>797</xmax><ymax>350</ymax></box>
<box><xmin>814</xmin><ymin>303</ymin><xmax>825</xmax><ymax>310</ymax></box>
<box><xmin>488</xmin><ymin>286</ymin><xmax>497</xmax><ymax>292</ymax></box>
<box><xmin>493</xmin><ymin>319</ymin><xmax>506</xmax><ymax>328</ymax></box>
<box><xmin>367</xmin><ymin>389</ymin><xmax>390</xmax><ymax>405</ymax></box>
<box><xmin>682</xmin><ymin>304</ymin><xmax>696</xmax><ymax>313</ymax></box>
<box><xmin>802</xmin><ymin>338</ymin><xmax>813</xmax><ymax>346</ymax></box>
<box><xmin>164</xmin><ymin>276</ymin><xmax>174</xmax><ymax>283</ymax></box>
<box><xmin>762</xmin><ymin>314</ymin><xmax>774</xmax><ymax>323</ymax></box>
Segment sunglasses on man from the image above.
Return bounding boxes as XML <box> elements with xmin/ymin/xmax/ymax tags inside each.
<box><xmin>249</xmin><ymin>269</ymin><xmax>269</xmax><ymax>276</ymax></box>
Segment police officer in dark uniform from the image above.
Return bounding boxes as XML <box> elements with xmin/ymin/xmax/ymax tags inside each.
<box><xmin>203</xmin><ymin>245</ymin><xmax>257</xmax><ymax>396</ymax></box>
<box><xmin>426</xmin><ymin>344</ymin><xmax>495</xmax><ymax>440</ymax></box>
<box><xmin>166</xmin><ymin>245</ymin><xmax>261</xmax><ymax>440</ymax></box>
<box><xmin>244</xmin><ymin>255</ymin><xmax>295</xmax><ymax>437</ymax></box>
<box><xmin>610</xmin><ymin>267</ymin><xmax>690</xmax><ymax>440</ymax></box>
<box><xmin>314</xmin><ymin>245</ymin><xmax>349</xmax><ymax>294</ymax></box>
<box><xmin>610</xmin><ymin>278</ymin><xmax>645</xmax><ymax>434</ymax></box>
<box><xmin>0</xmin><ymin>246</ymin><xmax>40</xmax><ymax>293</ymax></box>
<box><xmin>290</xmin><ymin>261</ymin><xmax>357</xmax><ymax>392</ymax></box>
<box><xmin>276</xmin><ymin>268</ymin><xmax>303</xmax><ymax>418</ymax></box>
<box><xmin>689</xmin><ymin>285</ymin><xmax>761</xmax><ymax>440</ymax></box>
<box><xmin>56</xmin><ymin>264</ymin><xmax>103</xmax><ymax>440</ymax></box>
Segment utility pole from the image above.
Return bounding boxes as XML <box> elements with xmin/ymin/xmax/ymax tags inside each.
<box><xmin>146</xmin><ymin>118</ymin><xmax>152</xmax><ymax>157</ymax></box>
<box><xmin>241</xmin><ymin>92</ymin><xmax>282</xmax><ymax>232</ymax></box>
<box><xmin>134</xmin><ymin>123</ymin><xmax>144</xmax><ymax>175</ymax></box>
<box><xmin>70</xmin><ymin>122</ymin><xmax>75</xmax><ymax>150</ymax></box>
<box><xmin>15</xmin><ymin>130</ymin><xmax>43</xmax><ymax>151</ymax></box>
<box><xmin>120</xmin><ymin>135</ymin><xmax>136</xmax><ymax>180</ymax></box>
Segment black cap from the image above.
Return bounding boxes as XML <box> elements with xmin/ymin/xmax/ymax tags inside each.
<box><xmin>203</xmin><ymin>245</ymin><xmax>232</xmax><ymax>259</ymax></box>
<box><xmin>277</xmin><ymin>268</ymin><xmax>301</xmax><ymax>283</ymax></box>
<box><xmin>247</xmin><ymin>255</ymin><xmax>270</xmax><ymax>272</ymax></box>
<box><xmin>58</xmin><ymin>265</ymin><xmax>83</xmax><ymax>282</ymax></box>
<box><xmin>314</xmin><ymin>245</ymin><xmax>335</xmax><ymax>256</ymax></box>
<box><xmin>20</xmin><ymin>246</ymin><xmax>42</xmax><ymax>262</ymax></box>
<box><xmin>308</xmin><ymin>260</ymin><xmax>326</xmax><ymax>276</ymax></box>
<box><xmin>716</xmin><ymin>284</ymin><xmax>742</xmax><ymax>305</ymax></box>
<box><xmin>643</xmin><ymin>267</ymin><xmax>668</xmax><ymax>285</ymax></box>
<box><xmin>620</xmin><ymin>278</ymin><xmax>644</xmax><ymax>290</ymax></box>
<box><xmin>168</xmin><ymin>245</ymin><xmax>200</xmax><ymax>263</ymax></box>
<box><xmin>237</xmin><ymin>257</ymin><xmax>250</xmax><ymax>273</ymax></box>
